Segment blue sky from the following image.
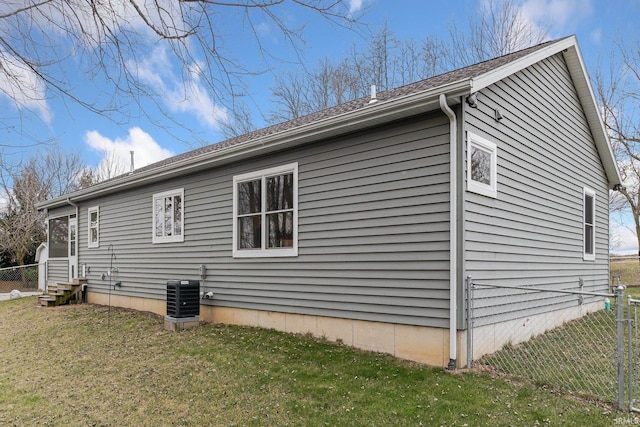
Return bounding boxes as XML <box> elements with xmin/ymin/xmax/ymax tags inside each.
<box><xmin>1</xmin><ymin>0</ymin><xmax>638</xmax><ymax>252</ymax></box>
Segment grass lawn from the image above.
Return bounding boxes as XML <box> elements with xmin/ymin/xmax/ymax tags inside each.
<box><xmin>611</xmin><ymin>258</ymin><xmax>640</xmax><ymax>288</ymax></box>
<box><xmin>0</xmin><ymin>297</ymin><xmax>619</xmax><ymax>426</ymax></box>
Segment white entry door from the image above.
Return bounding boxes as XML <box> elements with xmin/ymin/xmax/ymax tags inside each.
<box><xmin>68</xmin><ymin>216</ymin><xmax>78</xmax><ymax>281</ymax></box>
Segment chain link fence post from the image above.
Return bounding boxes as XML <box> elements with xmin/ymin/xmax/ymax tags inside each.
<box><xmin>616</xmin><ymin>284</ymin><xmax>626</xmax><ymax>410</ymax></box>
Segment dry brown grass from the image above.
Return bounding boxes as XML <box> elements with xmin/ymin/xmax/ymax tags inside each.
<box><xmin>611</xmin><ymin>258</ymin><xmax>640</xmax><ymax>288</ymax></box>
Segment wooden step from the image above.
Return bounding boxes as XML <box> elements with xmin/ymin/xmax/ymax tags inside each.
<box><xmin>38</xmin><ymin>295</ymin><xmax>57</xmax><ymax>307</ymax></box>
<box><xmin>39</xmin><ymin>282</ymin><xmax>83</xmax><ymax>308</ymax></box>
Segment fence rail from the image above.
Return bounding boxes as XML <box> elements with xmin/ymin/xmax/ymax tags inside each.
<box><xmin>467</xmin><ymin>277</ymin><xmax>625</xmax><ymax>408</ymax></box>
<box><xmin>0</xmin><ymin>264</ymin><xmax>39</xmax><ymax>293</ymax></box>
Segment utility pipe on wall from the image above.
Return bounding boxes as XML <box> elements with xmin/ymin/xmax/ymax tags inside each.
<box><xmin>439</xmin><ymin>93</ymin><xmax>457</xmax><ymax>370</ymax></box>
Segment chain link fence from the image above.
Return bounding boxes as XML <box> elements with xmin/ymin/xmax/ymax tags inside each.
<box><xmin>0</xmin><ymin>264</ymin><xmax>39</xmax><ymax>293</ymax></box>
<box><xmin>467</xmin><ymin>277</ymin><xmax>622</xmax><ymax>407</ymax></box>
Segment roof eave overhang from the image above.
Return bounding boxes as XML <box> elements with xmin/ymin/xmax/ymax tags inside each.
<box><xmin>561</xmin><ymin>43</ymin><xmax>622</xmax><ymax>189</ymax></box>
<box><xmin>38</xmin><ymin>80</ymin><xmax>472</xmax><ymax>210</ymax></box>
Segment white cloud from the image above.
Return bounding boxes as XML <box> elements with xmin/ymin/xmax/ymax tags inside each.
<box><xmin>0</xmin><ymin>50</ymin><xmax>51</xmax><ymax>124</ymax></box>
<box><xmin>84</xmin><ymin>127</ymin><xmax>174</xmax><ymax>177</ymax></box>
<box><xmin>590</xmin><ymin>28</ymin><xmax>602</xmax><ymax>45</ymax></box>
<box><xmin>17</xmin><ymin>0</ymin><xmax>186</xmax><ymax>48</ymax></box>
<box><xmin>348</xmin><ymin>0</ymin><xmax>365</xmax><ymax>14</ymax></box>
<box><xmin>130</xmin><ymin>46</ymin><xmax>228</xmax><ymax>129</ymax></box>
<box><xmin>256</xmin><ymin>21</ymin><xmax>273</xmax><ymax>38</ymax></box>
<box><xmin>520</xmin><ymin>0</ymin><xmax>592</xmax><ymax>36</ymax></box>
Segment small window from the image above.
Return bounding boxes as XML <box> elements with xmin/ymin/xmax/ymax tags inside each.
<box><xmin>583</xmin><ymin>187</ymin><xmax>595</xmax><ymax>261</ymax></box>
<box><xmin>467</xmin><ymin>132</ymin><xmax>498</xmax><ymax>198</ymax></box>
<box><xmin>233</xmin><ymin>163</ymin><xmax>298</xmax><ymax>258</ymax></box>
<box><xmin>49</xmin><ymin>216</ymin><xmax>69</xmax><ymax>258</ymax></box>
<box><xmin>88</xmin><ymin>206</ymin><xmax>99</xmax><ymax>248</ymax></box>
<box><xmin>152</xmin><ymin>189</ymin><xmax>184</xmax><ymax>244</ymax></box>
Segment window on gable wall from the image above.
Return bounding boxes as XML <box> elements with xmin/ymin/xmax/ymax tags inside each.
<box><xmin>467</xmin><ymin>132</ymin><xmax>498</xmax><ymax>198</ymax></box>
<box><xmin>233</xmin><ymin>163</ymin><xmax>298</xmax><ymax>258</ymax></box>
<box><xmin>88</xmin><ymin>206</ymin><xmax>99</xmax><ymax>248</ymax></box>
<box><xmin>152</xmin><ymin>189</ymin><xmax>184</xmax><ymax>243</ymax></box>
<box><xmin>583</xmin><ymin>187</ymin><xmax>595</xmax><ymax>261</ymax></box>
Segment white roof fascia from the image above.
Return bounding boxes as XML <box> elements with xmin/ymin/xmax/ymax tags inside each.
<box><xmin>561</xmin><ymin>43</ymin><xmax>622</xmax><ymax>188</ymax></box>
<box><xmin>469</xmin><ymin>36</ymin><xmax>577</xmax><ymax>92</ymax></box>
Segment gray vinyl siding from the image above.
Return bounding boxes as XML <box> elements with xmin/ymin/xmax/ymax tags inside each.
<box><xmin>73</xmin><ymin>113</ymin><xmax>452</xmax><ymax>328</ymax></box>
<box><xmin>47</xmin><ymin>259</ymin><xmax>68</xmax><ymax>284</ymax></box>
<box><xmin>465</xmin><ymin>53</ymin><xmax>610</xmax><ymax>326</ymax></box>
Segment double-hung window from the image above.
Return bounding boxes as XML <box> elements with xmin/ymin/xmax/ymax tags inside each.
<box><xmin>233</xmin><ymin>163</ymin><xmax>298</xmax><ymax>257</ymax></box>
<box><xmin>583</xmin><ymin>187</ymin><xmax>595</xmax><ymax>260</ymax></box>
<box><xmin>88</xmin><ymin>206</ymin><xmax>99</xmax><ymax>248</ymax></box>
<box><xmin>152</xmin><ymin>188</ymin><xmax>184</xmax><ymax>243</ymax></box>
<box><xmin>467</xmin><ymin>132</ymin><xmax>498</xmax><ymax>198</ymax></box>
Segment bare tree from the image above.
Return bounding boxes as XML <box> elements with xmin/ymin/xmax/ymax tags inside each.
<box><xmin>94</xmin><ymin>150</ymin><xmax>128</xmax><ymax>183</ymax></box>
<box><xmin>219</xmin><ymin>100</ymin><xmax>257</xmax><ymax>139</ymax></box>
<box><xmin>308</xmin><ymin>57</ymin><xmax>339</xmax><ymax>112</ymax></box>
<box><xmin>269</xmin><ymin>1</ymin><xmax>548</xmax><ymax>122</ymax></box>
<box><xmin>269</xmin><ymin>24</ymin><xmax>443</xmax><ymax>121</ymax></box>
<box><xmin>269</xmin><ymin>70</ymin><xmax>313</xmax><ymax>123</ymax></box>
<box><xmin>596</xmin><ymin>40</ymin><xmax>640</xmax><ymax>257</ymax></box>
<box><xmin>0</xmin><ymin>161</ymin><xmax>47</xmax><ymax>266</ymax></box>
<box><xmin>331</xmin><ymin>59</ymin><xmax>360</xmax><ymax>106</ymax></box>
<box><xmin>0</xmin><ymin>1</ymin><xmax>363</xmax><ymax>144</ymax></box>
<box><xmin>447</xmin><ymin>0</ymin><xmax>548</xmax><ymax>67</ymax></box>
<box><xmin>361</xmin><ymin>20</ymin><xmax>397</xmax><ymax>92</ymax></box>
<box><xmin>0</xmin><ymin>147</ymin><xmax>86</xmax><ymax>265</ymax></box>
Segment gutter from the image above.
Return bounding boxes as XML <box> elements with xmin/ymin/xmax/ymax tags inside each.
<box><xmin>439</xmin><ymin>93</ymin><xmax>457</xmax><ymax>370</ymax></box>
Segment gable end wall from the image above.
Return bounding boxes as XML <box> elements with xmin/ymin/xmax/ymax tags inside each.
<box><xmin>464</xmin><ymin>53</ymin><xmax>610</xmax><ymax>327</ymax></box>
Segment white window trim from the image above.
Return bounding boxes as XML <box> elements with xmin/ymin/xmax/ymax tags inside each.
<box><xmin>152</xmin><ymin>188</ymin><xmax>185</xmax><ymax>244</ymax></box>
<box><xmin>233</xmin><ymin>163</ymin><xmax>298</xmax><ymax>258</ymax></box>
<box><xmin>88</xmin><ymin>206</ymin><xmax>100</xmax><ymax>248</ymax></box>
<box><xmin>583</xmin><ymin>187</ymin><xmax>596</xmax><ymax>261</ymax></box>
<box><xmin>467</xmin><ymin>132</ymin><xmax>498</xmax><ymax>198</ymax></box>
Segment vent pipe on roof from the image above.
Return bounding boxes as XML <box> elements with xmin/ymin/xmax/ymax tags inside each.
<box><xmin>369</xmin><ymin>85</ymin><xmax>377</xmax><ymax>104</ymax></box>
<box><xmin>129</xmin><ymin>151</ymin><xmax>135</xmax><ymax>173</ymax></box>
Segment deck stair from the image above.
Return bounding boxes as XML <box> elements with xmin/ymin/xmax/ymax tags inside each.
<box><xmin>38</xmin><ymin>279</ymin><xmax>87</xmax><ymax>307</ymax></box>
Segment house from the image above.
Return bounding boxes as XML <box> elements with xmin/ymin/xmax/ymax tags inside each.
<box><xmin>37</xmin><ymin>36</ymin><xmax>621</xmax><ymax>368</ymax></box>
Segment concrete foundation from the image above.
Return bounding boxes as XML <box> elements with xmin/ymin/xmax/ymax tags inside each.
<box><xmin>164</xmin><ymin>315</ymin><xmax>200</xmax><ymax>332</ymax></box>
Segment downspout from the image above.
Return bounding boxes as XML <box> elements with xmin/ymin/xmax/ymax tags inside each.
<box><xmin>66</xmin><ymin>197</ymin><xmax>79</xmax><ymax>222</ymax></box>
<box><xmin>439</xmin><ymin>94</ymin><xmax>457</xmax><ymax>370</ymax></box>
